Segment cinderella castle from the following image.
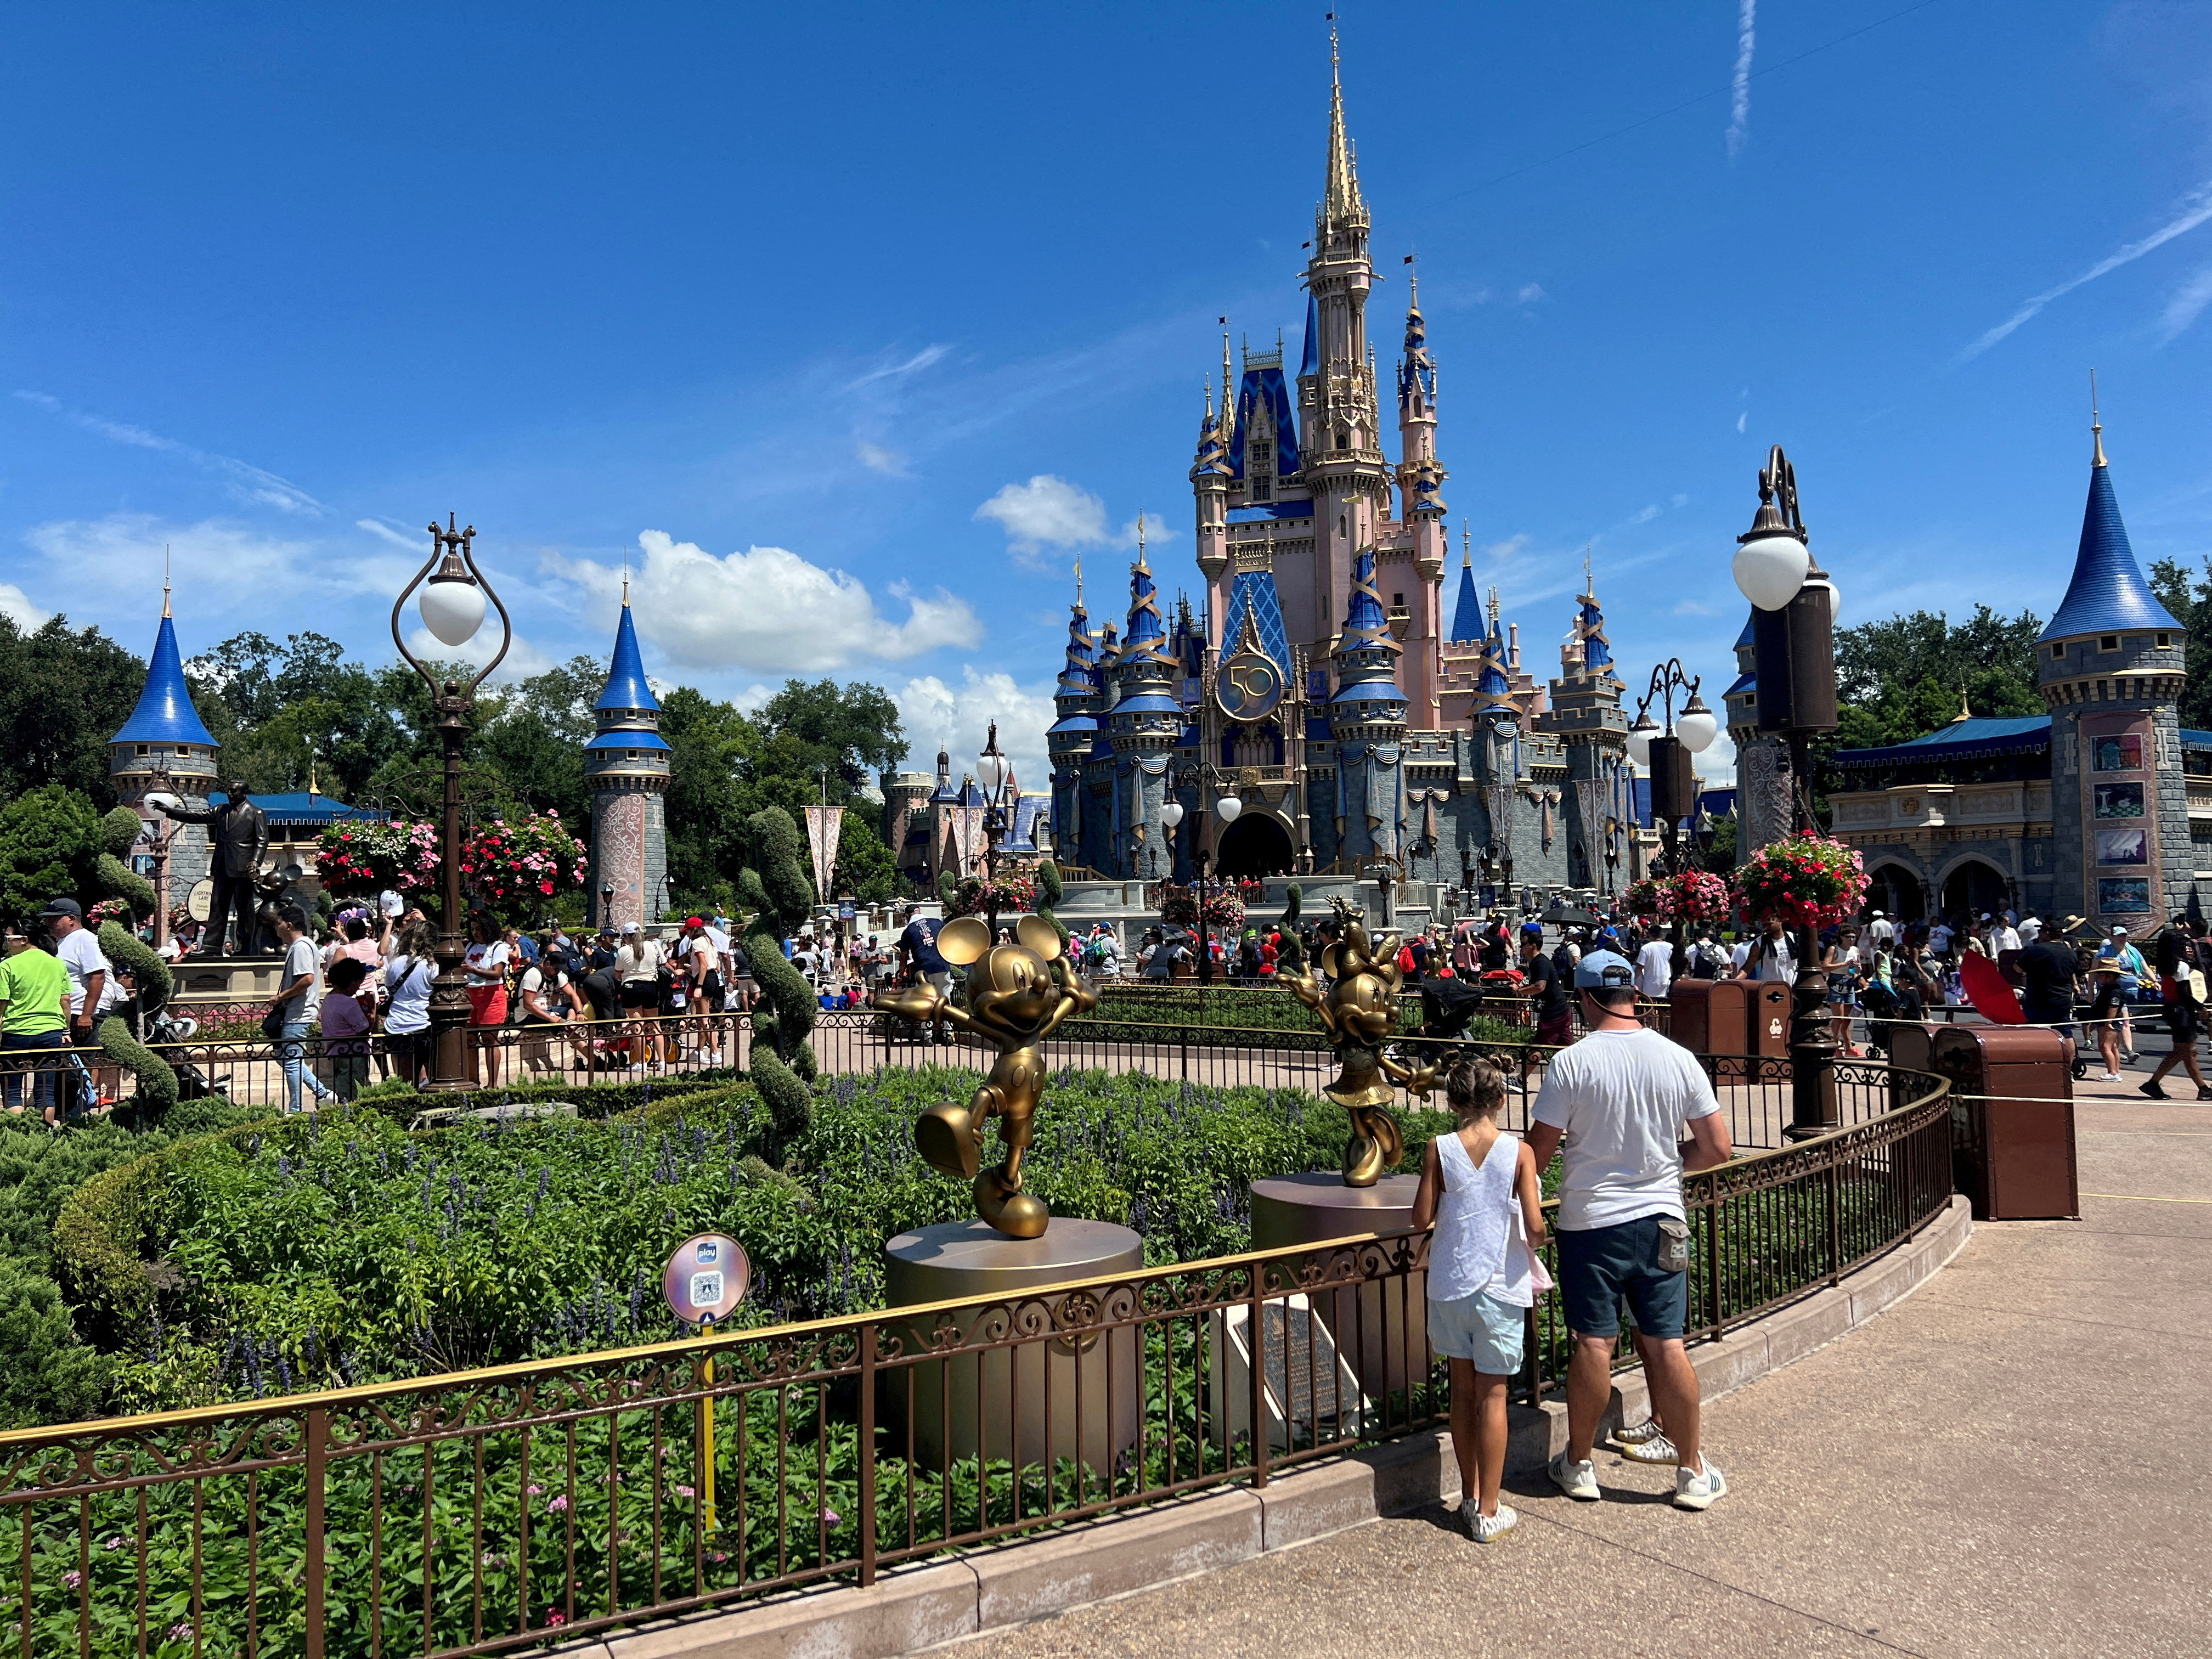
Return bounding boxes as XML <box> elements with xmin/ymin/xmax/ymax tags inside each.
<box><xmin>1047</xmin><ymin>35</ymin><xmax>1633</xmax><ymax>897</ymax></box>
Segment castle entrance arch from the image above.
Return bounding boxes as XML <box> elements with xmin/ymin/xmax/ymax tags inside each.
<box><xmin>1214</xmin><ymin>814</ymin><xmax>1294</xmax><ymax>879</ymax></box>
<box><xmin>1939</xmin><ymin>858</ymin><xmax>2011</xmax><ymax>923</ymax></box>
<box><xmin>1867</xmin><ymin>862</ymin><xmax>1926</xmax><ymax>923</ymax></box>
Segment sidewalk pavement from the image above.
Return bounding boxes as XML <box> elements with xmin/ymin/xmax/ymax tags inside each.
<box><xmin>943</xmin><ymin>1090</ymin><xmax>2212</xmax><ymax>1658</ymax></box>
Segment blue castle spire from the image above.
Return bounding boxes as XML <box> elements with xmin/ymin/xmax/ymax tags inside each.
<box><xmin>595</xmin><ymin>591</ymin><xmax>662</xmax><ymax>713</ymax></box>
<box><xmin>2039</xmin><ymin>425</ymin><xmax>2181</xmax><ymax>641</ymax></box>
<box><xmin>1449</xmin><ymin>535</ymin><xmax>1483</xmax><ymax>643</ymax></box>
<box><xmin>112</xmin><ymin>605</ymin><xmax>217</xmax><ymax>748</ymax></box>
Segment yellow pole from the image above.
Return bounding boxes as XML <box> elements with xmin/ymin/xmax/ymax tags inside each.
<box><xmin>698</xmin><ymin>1315</ymin><xmax>717</xmax><ymax>1534</ymax></box>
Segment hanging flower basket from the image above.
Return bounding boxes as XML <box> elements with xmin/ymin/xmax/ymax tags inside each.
<box><xmin>1623</xmin><ymin>877</ymin><xmax>1669</xmax><ymax>919</ymax></box>
<box><xmin>1668</xmin><ymin>869</ymin><xmax>1734</xmax><ymax>924</ymax></box>
<box><xmin>459</xmin><ymin>812</ymin><xmax>591</xmax><ymax>912</ymax></box>
<box><xmin>948</xmin><ymin>875</ymin><xmax>1036</xmax><ymax>919</ymax></box>
<box><xmin>314</xmin><ymin>819</ymin><xmax>441</xmax><ymax>898</ymax></box>
<box><xmin>1733</xmin><ymin>832</ymin><xmax>1868</xmax><ymax>933</ymax></box>
<box><xmin>1158</xmin><ymin>884</ymin><xmax>1246</xmax><ymax>931</ymax></box>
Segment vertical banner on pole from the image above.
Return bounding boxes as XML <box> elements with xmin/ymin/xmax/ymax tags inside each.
<box><xmin>803</xmin><ymin>806</ymin><xmax>844</xmax><ymax>902</ymax></box>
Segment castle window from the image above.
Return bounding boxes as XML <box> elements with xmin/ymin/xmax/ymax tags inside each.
<box><xmin>2101</xmin><ymin>635</ymin><xmax>2119</xmax><ymax>652</ymax></box>
<box><xmin>2051</xmin><ymin>644</ymin><xmax>2065</xmax><ymax>661</ymax></box>
<box><xmin>136</xmin><ymin>745</ymin><xmax>148</xmax><ymax>755</ymax></box>
<box><xmin>627</xmin><ymin>751</ymin><xmax>639</xmax><ymax>761</ymax></box>
<box><xmin>2159</xmin><ymin>632</ymin><xmax>2173</xmax><ymax>648</ymax></box>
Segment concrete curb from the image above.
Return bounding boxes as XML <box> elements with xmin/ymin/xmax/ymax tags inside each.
<box><xmin>565</xmin><ymin>1194</ymin><xmax>1972</xmax><ymax>1659</ymax></box>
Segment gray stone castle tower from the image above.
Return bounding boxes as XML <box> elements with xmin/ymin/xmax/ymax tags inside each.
<box><xmin>2038</xmin><ymin>414</ymin><xmax>2192</xmax><ymax>930</ymax></box>
<box><xmin>108</xmin><ymin>585</ymin><xmax>219</xmax><ymax>913</ymax></box>
<box><xmin>586</xmin><ymin>585</ymin><xmax>669</xmax><ymax>927</ymax></box>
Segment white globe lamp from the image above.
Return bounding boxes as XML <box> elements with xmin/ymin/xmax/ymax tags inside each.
<box><xmin>1624</xmin><ymin>713</ymin><xmax>1658</xmax><ymax>769</ymax></box>
<box><xmin>1674</xmin><ymin>695</ymin><xmax>1719</xmax><ymax>754</ymax></box>
<box><xmin>1215</xmin><ymin>792</ymin><xmax>1243</xmax><ymax>824</ymax></box>
<box><xmin>420</xmin><ymin>567</ymin><xmax>487</xmax><ymax>647</ymax></box>
<box><xmin>1160</xmin><ymin>799</ymin><xmax>1185</xmax><ymax>830</ymax></box>
<box><xmin>1732</xmin><ymin>531</ymin><xmax>1810</xmax><ymax>613</ymax></box>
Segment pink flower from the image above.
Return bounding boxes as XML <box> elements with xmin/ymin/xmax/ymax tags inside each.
<box><xmin>549</xmin><ymin>1494</ymin><xmax>569</xmax><ymax>1511</ymax></box>
<box><xmin>544</xmin><ymin>1610</ymin><xmax>568</xmax><ymax>1627</ymax></box>
<box><xmin>63</xmin><ymin>1571</ymin><xmax>82</xmax><ymax>1590</ymax></box>
<box><xmin>674</xmin><ymin>1483</ymin><xmax>695</xmax><ymax>1498</ymax></box>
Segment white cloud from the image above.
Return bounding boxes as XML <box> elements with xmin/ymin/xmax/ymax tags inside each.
<box><xmin>14</xmin><ymin>390</ymin><xmax>323</xmax><ymax>516</ymax></box>
<box><xmin>2160</xmin><ymin>262</ymin><xmax>2212</xmax><ymax>343</ymax></box>
<box><xmin>0</xmin><ymin>583</ymin><xmax>47</xmax><ymax>629</ymax></box>
<box><xmin>1672</xmin><ymin>600</ymin><xmax>1716</xmax><ymax>616</ymax></box>
<box><xmin>975</xmin><ymin>475</ymin><xmax>1113</xmax><ymax>553</ymax></box>
<box><xmin>1484</xmin><ymin>533</ymin><xmax>1532</xmax><ymax>560</ymax></box>
<box><xmin>1726</xmin><ymin>0</ymin><xmax>1757</xmax><ymax>158</ymax></box>
<box><xmin>847</xmin><ymin>344</ymin><xmax>952</xmax><ymax>391</ymax></box>
<box><xmin>20</xmin><ymin>514</ymin><xmax>375</xmax><ymax>612</ymax></box>
<box><xmin>1962</xmin><ymin>181</ymin><xmax>2212</xmax><ymax>359</ymax></box>
<box><xmin>1515</xmin><ymin>283</ymin><xmax>1546</xmax><ymax>303</ymax></box>
<box><xmin>1627</xmin><ymin>504</ymin><xmax>1661</xmax><ymax>525</ymax></box>
<box><xmin>558</xmin><ymin>530</ymin><xmax>981</xmax><ymax>675</ymax></box>
<box><xmin>1671</xmin><ymin>492</ymin><xmax>1691</xmax><ymax>507</ymax></box>
<box><xmin>855</xmin><ymin>441</ymin><xmax>910</xmax><ymax>476</ymax></box>
<box><xmin>1735</xmin><ymin>410</ymin><xmax>1747</xmax><ymax>434</ymax></box>
<box><xmin>357</xmin><ymin>517</ymin><xmax>431</xmax><ymax>552</ymax></box>
<box><xmin>893</xmin><ymin>667</ymin><xmax>1056</xmax><ymax>794</ymax></box>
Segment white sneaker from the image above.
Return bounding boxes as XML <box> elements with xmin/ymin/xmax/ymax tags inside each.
<box><xmin>1549</xmin><ymin>1452</ymin><xmax>1599</xmax><ymax>1502</ymax></box>
<box><xmin>1469</xmin><ymin>1503</ymin><xmax>1517</xmax><ymax>1542</ymax></box>
<box><xmin>1616</xmin><ymin>1413</ymin><xmax>1664</xmax><ymax>1444</ymax></box>
<box><xmin>2097</xmin><ymin>1072</ymin><xmax>2123</xmax><ymax>1082</ymax></box>
<box><xmin>1617</xmin><ymin>1425</ymin><xmax>1679</xmax><ymax>1465</ymax></box>
<box><xmin>1673</xmin><ymin>1457</ymin><xmax>1728</xmax><ymax>1510</ymax></box>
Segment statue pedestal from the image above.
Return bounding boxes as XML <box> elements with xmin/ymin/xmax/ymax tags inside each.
<box><xmin>882</xmin><ymin>1219</ymin><xmax>1143</xmax><ymax>1474</ymax></box>
<box><xmin>1249</xmin><ymin>1173</ymin><xmax>1427</xmax><ymax>1397</ymax></box>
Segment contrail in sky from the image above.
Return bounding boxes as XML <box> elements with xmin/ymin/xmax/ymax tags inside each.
<box><xmin>1962</xmin><ymin>183</ymin><xmax>2212</xmax><ymax>359</ymax></box>
<box><xmin>1726</xmin><ymin>1</ymin><xmax>1757</xmax><ymax>158</ymax></box>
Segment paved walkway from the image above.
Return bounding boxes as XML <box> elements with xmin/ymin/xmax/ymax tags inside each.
<box><xmin>945</xmin><ymin>1076</ymin><xmax>2212</xmax><ymax>1658</ymax></box>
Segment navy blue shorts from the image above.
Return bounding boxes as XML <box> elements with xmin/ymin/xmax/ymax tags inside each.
<box><xmin>1557</xmin><ymin>1215</ymin><xmax>1689</xmax><ymax>1341</ymax></box>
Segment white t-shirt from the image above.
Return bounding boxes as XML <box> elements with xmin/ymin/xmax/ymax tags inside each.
<box><xmin>1635</xmin><ymin>940</ymin><xmax>1673</xmax><ymax>998</ymax></box>
<box><xmin>1533</xmin><ymin>1028</ymin><xmax>1722</xmax><ymax>1231</ymax></box>
<box><xmin>1742</xmin><ymin>935</ymin><xmax>1796</xmax><ymax>983</ymax></box>
<box><xmin>57</xmin><ymin>929</ymin><xmax>112</xmax><ymax>1017</ymax></box>
<box><xmin>1994</xmin><ymin>927</ymin><xmax>2022</xmax><ymax>955</ymax></box>
<box><xmin>383</xmin><ymin>953</ymin><xmax>435</xmax><ymax>1034</ymax></box>
<box><xmin>464</xmin><ymin>939</ymin><xmax>511</xmax><ymax>985</ymax></box>
<box><xmin>1927</xmin><ymin>923</ymin><xmax>1954</xmax><ymax>953</ymax></box>
<box><xmin>517</xmin><ymin>963</ymin><xmax>567</xmax><ymax>1017</ymax></box>
<box><xmin>279</xmin><ymin>935</ymin><xmax>323</xmax><ymax>1023</ymax></box>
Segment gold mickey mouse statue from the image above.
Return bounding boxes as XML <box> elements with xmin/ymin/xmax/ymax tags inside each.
<box><xmin>1280</xmin><ymin>896</ymin><xmax>1441</xmax><ymax>1186</ymax></box>
<box><xmin>872</xmin><ymin>913</ymin><xmax>1097</xmax><ymax>1239</ymax></box>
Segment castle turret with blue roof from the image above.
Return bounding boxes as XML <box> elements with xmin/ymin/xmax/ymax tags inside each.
<box><xmin>1327</xmin><ymin>546</ymin><xmax>1409</xmax><ymax>859</ymax></box>
<box><xmin>2038</xmin><ymin>410</ymin><xmax>2192</xmax><ymax>928</ymax></box>
<box><xmin>110</xmin><ymin>582</ymin><xmax>222</xmax><ymax>912</ymax></box>
<box><xmin>1106</xmin><ymin>528</ymin><xmax>1184</xmax><ymax>877</ymax></box>
<box><xmin>1533</xmin><ymin>559</ymin><xmax>1630</xmax><ymax>890</ymax></box>
<box><xmin>586</xmin><ymin>579</ymin><xmax>670</xmax><ymax>927</ymax></box>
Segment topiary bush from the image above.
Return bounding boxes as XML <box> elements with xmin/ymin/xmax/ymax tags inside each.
<box><xmin>96</xmin><ymin>805</ymin><xmax>159</xmax><ymax>921</ymax></box>
<box><xmin>738</xmin><ymin>806</ymin><xmax>819</xmax><ymax>1160</ymax></box>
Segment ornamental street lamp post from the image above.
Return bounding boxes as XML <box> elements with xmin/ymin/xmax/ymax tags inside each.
<box><xmin>391</xmin><ymin>516</ymin><xmax>513</xmax><ymax>1092</ymax></box>
<box><xmin>1732</xmin><ymin>446</ymin><xmax>1841</xmax><ymax>1139</ymax></box>
<box><xmin>1626</xmin><ymin>662</ymin><xmax>1719</xmax><ymax>884</ymax></box>
<box><xmin>1163</xmin><ymin>764</ymin><xmax>1242</xmax><ymax>986</ymax></box>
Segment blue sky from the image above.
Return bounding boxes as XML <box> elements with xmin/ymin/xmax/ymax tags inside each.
<box><xmin>4</xmin><ymin>1</ymin><xmax>2210</xmax><ymax>786</ymax></box>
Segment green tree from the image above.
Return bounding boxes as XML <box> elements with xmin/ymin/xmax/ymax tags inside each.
<box><xmin>833</xmin><ymin>812</ymin><xmax>898</xmax><ymax>905</ymax></box>
<box><xmin>2149</xmin><ymin>557</ymin><xmax>2212</xmax><ymax>732</ymax></box>
<box><xmin>751</xmin><ymin>679</ymin><xmax>906</xmax><ymax>800</ymax></box>
<box><xmin>738</xmin><ymin>806</ymin><xmax>819</xmax><ymax>1161</ymax></box>
<box><xmin>1830</xmin><ymin>606</ymin><xmax>2044</xmax><ymax>749</ymax></box>
<box><xmin>0</xmin><ymin>786</ymin><xmax>105</xmax><ymax>922</ymax></box>
<box><xmin>0</xmin><ymin>615</ymin><xmax>148</xmax><ymax>808</ymax></box>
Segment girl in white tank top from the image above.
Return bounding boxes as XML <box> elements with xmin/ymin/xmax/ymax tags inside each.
<box><xmin>1411</xmin><ymin>1059</ymin><xmax>1549</xmax><ymax>1541</ymax></box>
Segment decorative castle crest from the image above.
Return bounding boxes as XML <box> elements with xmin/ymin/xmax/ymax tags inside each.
<box><xmin>1217</xmin><ymin>602</ymin><xmax>1285</xmax><ymax>724</ymax></box>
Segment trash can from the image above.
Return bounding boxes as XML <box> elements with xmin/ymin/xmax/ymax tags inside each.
<box><xmin>1931</xmin><ymin>1025</ymin><xmax>2078</xmax><ymax>1220</ymax></box>
<box><xmin>1671</xmin><ymin>979</ymin><xmax>1748</xmax><ymax>1077</ymax></box>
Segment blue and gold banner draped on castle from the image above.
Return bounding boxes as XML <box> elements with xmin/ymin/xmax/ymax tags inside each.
<box><xmin>1045</xmin><ymin>32</ymin><xmax>1630</xmax><ymax>892</ymax></box>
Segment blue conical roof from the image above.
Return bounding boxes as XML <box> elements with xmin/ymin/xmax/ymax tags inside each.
<box><xmin>1299</xmin><ymin>296</ymin><xmax>1319</xmax><ymax>379</ymax></box>
<box><xmin>1342</xmin><ymin>549</ymin><xmax>1390</xmax><ymax>639</ymax></box>
<box><xmin>1449</xmin><ymin>556</ymin><xmax>1482</xmax><ymax>642</ymax></box>
<box><xmin>1579</xmin><ymin>594</ymin><xmax>1612</xmax><ymax>669</ymax></box>
<box><xmin>596</xmin><ymin>602</ymin><xmax>661</xmax><ymax>711</ymax></box>
<box><xmin>1123</xmin><ymin>558</ymin><xmax>1168</xmax><ymax>653</ymax></box>
<box><xmin>112</xmin><ymin>613</ymin><xmax>217</xmax><ymax>747</ymax></box>
<box><xmin>2040</xmin><ymin>456</ymin><xmax>2182</xmax><ymax>641</ymax></box>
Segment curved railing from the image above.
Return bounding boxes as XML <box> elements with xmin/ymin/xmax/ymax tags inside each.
<box><xmin>0</xmin><ymin>1050</ymin><xmax>1951</xmax><ymax>1658</ymax></box>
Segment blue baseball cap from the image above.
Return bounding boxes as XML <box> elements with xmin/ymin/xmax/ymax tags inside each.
<box><xmin>1573</xmin><ymin>949</ymin><xmax>1635</xmax><ymax>990</ymax></box>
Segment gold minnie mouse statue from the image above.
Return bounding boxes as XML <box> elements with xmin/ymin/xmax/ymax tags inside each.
<box><xmin>1280</xmin><ymin>897</ymin><xmax>1441</xmax><ymax>1186</ymax></box>
<box><xmin>872</xmin><ymin>913</ymin><xmax>1097</xmax><ymax>1239</ymax></box>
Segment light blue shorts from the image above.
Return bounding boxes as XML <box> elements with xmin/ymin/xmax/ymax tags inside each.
<box><xmin>1427</xmin><ymin>1290</ymin><xmax>1528</xmax><ymax>1374</ymax></box>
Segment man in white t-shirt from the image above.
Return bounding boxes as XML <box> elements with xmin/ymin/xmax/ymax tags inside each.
<box><xmin>269</xmin><ymin>904</ymin><xmax>333</xmax><ymax>1114</ymax></box>
<box><xmin>1927</xmin><ymin>918</ymin><xmax>1954</xmax><ymax>958</ymax></box>
<box><xmin>1526</xmin><ymin>949</ymin><xmax>1735</xmax><ymax>1511</ymax></box>
<box><xmin>43</xmin><ymin>898</ymin><xmax>111</xmax><ymax>1115</ymax></box>
<box><xmin>1734</xmin><ymin>916</ymin><xmax>1796</xmax><ymax>983</ymax></box>
<box><xmin>1867</xmin><ymin>910</ymin><xmax>1894</xmax><ymax>946</ymax></box>
<box><xmin>1634</xmin><ymin>936</ymin><xmax>1674</xmax><ymax>1000</ymax></box>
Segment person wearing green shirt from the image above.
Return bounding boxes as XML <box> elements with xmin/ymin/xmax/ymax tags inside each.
<box><xmin>0</xmin><ymin>926</ymin><xmax>70</xmax><ymax>1125</ymax></box>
